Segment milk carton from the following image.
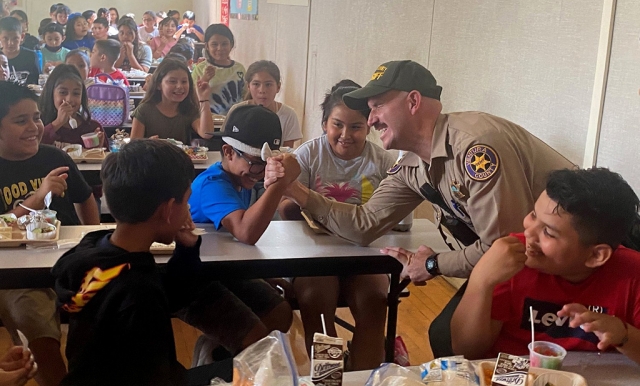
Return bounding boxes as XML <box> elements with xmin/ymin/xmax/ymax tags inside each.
<box><xmin>311</xmin><ymin>333</ymin><xmax>343</xmax><ymax>386</ymax></box>
<box><xmin>491</xmin><ymin>353</ymin><xmax>530</xmax><ymax>386</ymax></box>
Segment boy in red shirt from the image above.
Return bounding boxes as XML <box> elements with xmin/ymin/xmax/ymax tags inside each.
<box><xmin>451</xmin><ymin>168</ymin><xmax>640</xmax><ymax>365</ymax></box>
<box><xmin>88</xmin><ymin>39</ymin><xmax>129</xmax><ymax>86</ymax></box>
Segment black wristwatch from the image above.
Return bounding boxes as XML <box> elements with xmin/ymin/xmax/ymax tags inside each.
<box><xmin>425</xmin><ymin>253</ymin><xmax>441</xmax><ymax>276</ymax></box>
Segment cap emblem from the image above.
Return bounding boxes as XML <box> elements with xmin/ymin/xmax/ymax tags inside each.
<box><xmin>371</xmin><ymin>65</ymin><xmax>387</xmax><ymax>81</ymax></box>
<box><xmin>232</xmin><ymin>125</ymin><xmax>239</xmax><ymax>133</ymax></box>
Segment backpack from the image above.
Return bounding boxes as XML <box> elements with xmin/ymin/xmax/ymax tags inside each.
<box><xmin>86</xmin><ymin>74</ymin><xmax>130</xmax><ymax>127</ymax></box>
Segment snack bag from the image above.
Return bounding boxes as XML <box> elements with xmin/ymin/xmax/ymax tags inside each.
<box><xmin>210</xmin><ymin>331</ymin><xmax>299</xmax><ymax>386</ymax></box>
<box><xmin>365</xmin><ymin>363</ymin><xmax>422</xmax><ymax>386</ymax></box>
<box><xmin>420</xmin><ymin>356</ymin><xmax>479</xmax><ymax>385</ymax></box>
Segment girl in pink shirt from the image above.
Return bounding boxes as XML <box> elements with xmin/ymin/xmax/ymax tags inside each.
<box><xmin>149</xmin><ymin>17</ymin><xmax>178</xmax><ymax>59</ymax></box>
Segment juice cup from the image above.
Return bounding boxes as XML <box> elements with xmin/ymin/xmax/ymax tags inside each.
<box><xmin>528</xmin><ymin>341</ymin><xmax>567</xmax><ymax>370</ymax></box>
<box><xmin>81</xmin><ymin>132</ymin><xmax>100</xmax><ymax>148</ymax></box>
<box><xmin>39</xmin><ymin>210</ymin><xmax>57</xmax><ymax>224</ymax></box>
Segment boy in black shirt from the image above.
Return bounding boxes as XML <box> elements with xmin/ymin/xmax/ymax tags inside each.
<box><xmin>52</xmin><ymin>139</ymin><xmax>232</xmax><ymax>385</ymax></box>
<box><xmin>0</xmin><ymin>17</ymin><xmax>40</xmax><ymax>85</ymax></box>
<box><xmin>0</xmin><ymin>81</ymin><xmax>100</xmax><ymax>386</ymax></box>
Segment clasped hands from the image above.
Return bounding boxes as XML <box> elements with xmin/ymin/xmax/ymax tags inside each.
<box><xmin>263</xmin><ymin>153</ymin><xmax>302</xmax><ymax>191</ymax></box>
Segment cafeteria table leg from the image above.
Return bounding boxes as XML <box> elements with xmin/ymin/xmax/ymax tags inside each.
<box><xmin>384</xmin><ymin>272</ymin><xmax>402</xmax><ymax>363</ymax></box>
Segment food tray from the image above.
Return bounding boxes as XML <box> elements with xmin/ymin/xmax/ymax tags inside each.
<box><xmin>0</xmin><ymin>221</ymin><xmax>61</xmax><ymax>247</ymax></box>
<box><xmin>189</xmin><ymin>153</ymin><xmax>208</xmax><ymax>164</ymax></box>
<box><xmin>477</xmin><ymin>360</ymin><xmax>588</xmax><ymax>386</ymax></box>
<box><xmin>72</xmin><ymin>149</ymin><xmax>106</xmax><ymax>164</ymax></box>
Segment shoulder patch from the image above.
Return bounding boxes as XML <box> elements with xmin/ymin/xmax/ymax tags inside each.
<box><xmin>387</xmin><ymin>152</ymin><xmax>407</xmax><ymax>175</ymax></box>
<box><xmin>464</xmin><ymin>144</ymin><xmax>499</xmax><ymax>181</ymax></box>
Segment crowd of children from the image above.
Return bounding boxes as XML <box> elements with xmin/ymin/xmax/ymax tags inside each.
<box><xmin>0</xmin><ymin>3</ymin><xmax>638</xmax><ymax>386</ymax></box>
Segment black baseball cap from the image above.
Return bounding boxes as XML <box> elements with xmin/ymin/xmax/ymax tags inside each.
<box><xmin>214</xmin><ymin>104</ymin><xmax>282</xmax><ymax>157</ymax></box>
<box><xmin>343</xmin><ymin>60</ymin><xmax>442</xmax><ymax>110</ymax></box>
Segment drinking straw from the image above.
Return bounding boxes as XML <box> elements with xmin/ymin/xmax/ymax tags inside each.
<box><xmin>321</xmin><ymin>313</ymin><xmax>327</xmax><ymax>335</ymax></box>
<box><xmin>530</xmin><ymin>306</ymin><xmax>535</xmax><ymax>348</ymax></box>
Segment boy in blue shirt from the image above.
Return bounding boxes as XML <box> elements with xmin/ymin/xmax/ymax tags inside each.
<box><xmin>190</xmin><ymin>104</ymin><xmax>300</xmax><ymax>244</ymax></box>
<box><xmin>186</xmin><ymin>104</ymin><xmax>298</xmax><ymax>364</ymax></box>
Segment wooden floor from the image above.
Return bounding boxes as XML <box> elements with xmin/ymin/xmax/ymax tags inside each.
<box><xmin>1</xmin><ymin>276</ymin><xmax>455</xmax><ymax>385</ymax></box>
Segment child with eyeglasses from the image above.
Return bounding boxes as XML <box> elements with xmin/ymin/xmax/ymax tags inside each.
<box><xmin>186</xmin><ymin>104</ymin><xmax>298</xmax><ymax>364</ymax></box>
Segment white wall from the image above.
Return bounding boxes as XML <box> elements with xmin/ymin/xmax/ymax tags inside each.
<box><xmin>303</xmin><ymin>0</ymin><xmax>434</xmax><ymax>140</ymax></box>
<box><xmin>428</xmin><ymin>0</ymin><xmax>602</xmax><ymax>165</ymax></box>
<box><xmin>20</xmin><ymin>0</ymin><xmax>193</xmax><ymax>33</ymax></box>
<box><xmin>597</xmin><ymin>0</ymin><xmax>640</xmax><ymax>193</ymax></box>
<box><xmin>229</xmin><ymin>0</ymin><xmax>310</xmax><ymax>130</ymax></box>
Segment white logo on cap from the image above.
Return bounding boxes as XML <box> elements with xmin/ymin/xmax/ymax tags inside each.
<box><xmin>274</xmin><ymin>139</ymin><xmax>280</xmax><ymax>145</ymax></box>
<box><xmin>232</xmin><ymin>126</ymin><xmax>240</xmax><ymax>133</ymax></box>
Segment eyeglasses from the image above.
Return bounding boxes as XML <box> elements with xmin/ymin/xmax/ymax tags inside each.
<box><xmin>233</xmin><ymin>148</ymin><xmax>267</xmax><ymax>174</ymax></box>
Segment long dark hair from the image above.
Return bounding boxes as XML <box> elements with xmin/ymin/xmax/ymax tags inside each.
<box><xmin>39</xmin><ymin>64</ymin><xmax>91</xmax><ymax>125</ymax></box>
<box><xmin>203</xmin><ymin>23</ymin><xmax>235</xmax><ymax>65</ymax></box>
<box><xmin>140</xmin><ymin>58</ymin><xmax>198</xmax><ymax>117</ymax></box>
<box><xmin>108</xmin><ymin>7</ymin><xmax>120</xmax><ymax>24</ymax></box>
<box><xmin>320</xmin><ymin>79</ymin><xmax>370</xmax><ymax>124</ymax></box>
<box><xmin>243</xmin><ymin>60</ymin><xmax>280</xmax><ymax>101</ymax></box>
<box><xmin>117</xmin><ymin>17</ymin><xmax>140</xmax><ymax>58</ymax></box>
<box><xmin>64</xmin><ymin>14</ymin><xmax>88</xmax><ymax>41</ymax></box>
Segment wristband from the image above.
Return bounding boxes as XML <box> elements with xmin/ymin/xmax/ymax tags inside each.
<box><xmin>615</xmin><ymin>319</ymin><xmax>629</xmax><ymax>348</ymax></box>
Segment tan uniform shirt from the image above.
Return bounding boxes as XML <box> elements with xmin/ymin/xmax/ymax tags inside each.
<box><xmin>303</xmin><ymin>112</ymin><xmax>576</xmax><ymax>278</ymax></box>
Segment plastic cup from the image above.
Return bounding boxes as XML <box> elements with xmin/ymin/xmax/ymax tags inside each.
<box><xmin>528</xmin><ymin>341</ymin><xmax>567</xmax><ymax>370</ymax></box>
<box><xmin>81</xmin><ymin>132</ymin><xmax>100</xmax><ymax>149</ymax></box>
<box><xmin>109</xmin><ymin>139</ymin><xmax>122</xmax><ymax>153</ymax></box>
<box><xmin>39</xmin><ymin>210</ymin><xmax>57</xmax><ymax>224</ymax></box>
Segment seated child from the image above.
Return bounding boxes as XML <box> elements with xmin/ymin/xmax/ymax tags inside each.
<box><xmin>114</xmin><ymin>17</ymin><xmax>152</xmax><ymax>72</ymax></box>
<box><xmin>192</xmin><ymin>24</ymin><xmax>245</xmax><ymax>115</ymax></box>
<box><xmin>0</xmin><ymin>81</ymin><xmax>101</xmax><ymax>386</ymax></box>
<box><xmin>88</xmin><ymin>39</ymin><xmax>129</xmax><ymax>86</ymax></box>
<box><xmin>451</xmin><ymin>168</ymin><xmax>640</xmax><ymax>364</ymax></box>
<box><xmin>10</xmin><ymin>10</ymin><xmax>40</xmax><ymax>50</ymax></box>
<box><xmin>186</xmin><ymin>104</ymin><xmax>297</xmax><ymax>363</ymax></box>
<box><xmin>40</xmin><ymin>23</ymin><xmax>70</xmax><ymax>74</ymax></box>
<box><xmin>39</xmin><ymin>64</ymin><xmax>105</xmax><ymax>148</ymax></box>
<box><xmin>227</xmin><ymin>60</ymin><xmax>302</xmax><ymax>148</ymax></box>
<box><xmin>278</xmin><ymin>80</ymin><xmax>396</xmax><ymax>370</ymax></box>
<box><xmin>149</xmin><ymin>17</ymin><xmax>178</xmax><ymax>59</ymax></box>
<box><xmin>174</xmin><ymin>11</ymin><xmax>204</xmax><ymax>42</ymax></box>
<box><xmin>52</xmin><ymin>139</ymin><xmax>232</xmax><ymax>385</ymax></box>
<box><xmin>61</xmin><ymin>14</ymin><xmax>94</xmax><ymax>51</ymax></box>
<box><xmin>0</xmin><ymin>17</ymin><xmax>40</xmax><ymax>84</ymax></box>
<box><xmin>138</xmin><ymin>10</ymin><xmax>159</xmax><ymax>43</ymax></box>
<box><xmin>52</xmin><ymin>4</ymin><xmax>70</xmax><ymax>26</ymax></box>
<box><xmin>90</xmin><ymin>17</ymin><xmax>109</xmax><ymax>41</ymax></box>
<box><xmin>39</xmin><ymin>64</ymin><xmax>106</xmax><ymax>208</ymax></box>
<box><xmin>64</xmin><ymin>49</ymin><xmax>90</xmax><ymax>83</ymax></box>
<box><xmin>131</xmin><ymin>58</ymin><xmax>214</xmax><ymax>143</ymax></box>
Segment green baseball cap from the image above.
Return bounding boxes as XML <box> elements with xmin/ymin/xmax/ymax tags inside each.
<box><xmin>343</xmin><ymin>60</ymin><xmax>442</xmax><ymax>110</ymax></box>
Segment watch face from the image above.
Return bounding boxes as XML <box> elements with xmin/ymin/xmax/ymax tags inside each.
<box><xmin>427</xmin><ymin>259</ymin><xmax>436</xmax><ymax>270</ymax></box>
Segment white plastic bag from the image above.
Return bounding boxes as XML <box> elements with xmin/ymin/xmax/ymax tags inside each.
<box><xmin>209</xmin><ymin>330</ymin><xmax>299</xmax><ymax>386</ymax></box>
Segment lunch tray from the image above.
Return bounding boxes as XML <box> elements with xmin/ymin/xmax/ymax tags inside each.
<box><xmin>477</xmin><ymin>360</ymin><xmax>588</xmax><ymax>386</ymax></box>
<box><xmin>0</xmin><ymin>221</ymin><xmax>61</xmax><ymax>248</ymax></box>
<box><xmin>189</xmin><ymin>153</ymin><xmax>208</xmax><ymax>164</ymax></box>
<box><xmin>72</xmin><ymin>150</ymin><xmax>106</xmax><ymax>164</ymax></box>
